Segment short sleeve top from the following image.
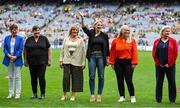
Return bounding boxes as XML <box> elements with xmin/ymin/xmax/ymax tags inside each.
<box><xmin>25</xmin><ymin>35</ymin><xmax>50</xmax><ymax>65</ymax></box>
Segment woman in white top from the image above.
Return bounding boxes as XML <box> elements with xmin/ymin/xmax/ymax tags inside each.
<box><xmin>2</xmin><ymin>24</ymin><xmax>24</xmax><ymax>99</ymax></box>
<box><xmin>59</xmin><ymin>26</ymin><xmax>86</xmax><ymax>101</ymax></box>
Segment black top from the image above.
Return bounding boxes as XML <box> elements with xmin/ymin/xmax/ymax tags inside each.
<box><xmin>156</xmin><ymin>40</ymin><xmax>169</xmax><ymax>66</ymax></box>
<box><xmin>82</xmin><ymin>27</ymin><xmax>109</xmax><ymax>66</ymax></box>
<box><xmin>92</xmin><ymin>35</ymin><xmax>104</xmax><ymax>52</ymax></box>
<box><xmin>25</xmin><ymin>35</ymin><xmax>50</xmax><ymax>65</ymax></box>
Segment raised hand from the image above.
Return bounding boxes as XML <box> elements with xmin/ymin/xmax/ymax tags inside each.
<box><xmin>78</xmin><ymin>11</ymin><xmax>85</xmax><ymax>27</ymax></box>
<box><xmin>78</xmin><ymin>11</ymin><xmax>84</xmax><ymax>18</ymax></box>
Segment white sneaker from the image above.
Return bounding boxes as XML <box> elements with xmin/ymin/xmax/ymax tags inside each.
<box><xmin>70</xmin><ymin>96</ymin><xmax>76</xmax><ymax>101</ymax></box>
<box><xmin>15</xmin><ymin>94</ymin><xmax>20</xmax><ymax>99</ymax></box>
<box><xmin>96</xmin><ymin>95</ymin><xmax>102</xmax><ymax>102</ymax></box>
<box><xmin>60</xmin><ymin>96</ymin><xmax>67</xmax><ymax>101</ymax></box>
<box><xmin>118</xmin><ymin>96</ymin><xmax>125</xmax><ymax>102</ymax></box>
<box><xmin>130</xmin><ymin>96</ymin><xmax>136</xmax><ymax>103</ymax></box>
<box><xmin>6</xmin><ymin>94</ymin><xmax>14</xmax><ymax>99</ymax></box>
<box><xmin>89</xmin><ymin>95</ymin><xmax>96</xmax><ymax>102</ymax></box>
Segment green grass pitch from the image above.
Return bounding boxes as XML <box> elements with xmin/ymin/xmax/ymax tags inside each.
<box><xmin>0</xmin><ymin>48</ymin><xmax>180</xmax><ymax>107</ymax></box>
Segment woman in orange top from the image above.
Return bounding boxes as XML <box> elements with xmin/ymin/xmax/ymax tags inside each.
<box><xmin>109</xmin><ymin>25</ymin><xmax>138</xmax><ymax>103</ymax></box>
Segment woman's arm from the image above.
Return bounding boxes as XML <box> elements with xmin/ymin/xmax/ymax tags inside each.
<box><xmin>173</xmin><ymin>39</ymin><xmax>178</xmax><ymax>64</ymax></box>
<box><xmin>48</xmin><ymin>48</ymin><xmax>52</xmax><ymax>66</ymax></box>
<box><xmin>131</xmin><ymin>39</ymin><xmax>138</xmax><ymax>65</ymax></box>
<box><xmin>79</xmin><ymin>12</ymin><xmax>91</xmax><ymax>37</ymax></box>
<box><xmin>3</xmin><ymin>37</ymin><xmax>10</xmax><ymax>57</ymax></box>
<box><xmin>152</xmin><ymin>39</ymin><xmax>160</xmax><ymax>65</ymax></box>
<box><xmin>44</xmin><ymin>36</ymin><xmax>52</xmax><ymax>66</ymax></box>
<box><xmin>109</xmin><ymin>39</ymin><xmax>116</xmax><ymax>65</ymax></box>
<box><xmin>24</xmin><ymin>48</ymin><xmax>28</xmax><ymax>66</ymax></box>
<box><xmin>59</xmin><ymin>38</ymin><xmax>66</xmax><ymax>68</ymax></box>
<box><xmin>79</xmin><ymin>12</ymin><xmax>85</xmax><ymax>28</ymax></box>
<box><xmin>15</xmin><ymin>37</ymin><xmax>24</xmax><ymax>58</ymax></box>
<box><xmin>81</xmin><ymin>39</ymin><xmax>86</xmax><ymax>69</ymax></box>
<box><xmin>105</xmin><ymin>34</ymin><xmax>110</xmax><ymax>66</ymax></box>
<box><xmin>105</xmin><ymin>34</ymin><xmax>110</xmax><ymax>57</ymax></box>
<box><xmin>59</xmin><ymin>47</ymin><xmax>64</xmax><ymax>68</ymax></box>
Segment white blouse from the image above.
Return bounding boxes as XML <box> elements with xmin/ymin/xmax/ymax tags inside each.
<box><xmin>67</xmin><ymin>40</ymin><xmax>78</xmax><ymax>52</ymax></box>
<box><xmin>10</xmin><ymin>40</ymin><xmax>15</xmax><ymax>55</ymax></box>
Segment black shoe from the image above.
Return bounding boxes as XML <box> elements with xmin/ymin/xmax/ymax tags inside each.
<box><xmin>170</xmin><ymin>101</ymin><xmax>175</xmax><ymax>104</ymax></box>
<box><xmin>156</xmin><ymin>100</ymin><xmax>162</xmax><ymax>103</ymax></box>
<box><xmin>30</xmin><ymin>94</ymin><xmax>38</xmax><ymax>99</ymax></box>
<box><xmin>39</xmin><ymin>94</ymin><xmax>45</xmax><ymax>99</ymax></box>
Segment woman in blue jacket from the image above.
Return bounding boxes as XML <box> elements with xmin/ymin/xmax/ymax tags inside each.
<box><xmin>2</xmin><ymin>24</ymin><xmax>24</xmax><ymax>99</ymax></box>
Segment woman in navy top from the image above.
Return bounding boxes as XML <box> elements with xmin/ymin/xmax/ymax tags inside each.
<box><xmin>152</xmin><ymin>26</ymin><xmax>178</xmax><ymax>103</ymax></box>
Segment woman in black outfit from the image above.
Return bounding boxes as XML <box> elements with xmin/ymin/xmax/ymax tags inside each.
<box><xmin>79</xmin><ymin>12</ymin><xmax>109</xmax><ymax>102</ymax></box>
<box><xmin>24</xmin><ymin>26</ymin><xmax>52</xmax><ymax>99</ymax></box>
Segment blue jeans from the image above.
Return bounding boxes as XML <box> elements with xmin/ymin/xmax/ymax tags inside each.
<box><xmin>88</xmin><ymin>53</ymin><xmax>105</xmax><ymax>95</ymax></box>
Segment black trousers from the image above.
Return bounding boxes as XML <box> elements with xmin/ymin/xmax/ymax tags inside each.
<box><xmin>114</xmin><ymin>59</ymin><xmax>135</xmax><ymax>97</ymax></box>
<box><xmin>155</xmin><ymin>65</ymin><xmax>176</xmax><ymax>102</ymax></box>
<box><xmin>29</xmin><ymin>64</ymin><xmax>47</xmax><ymax>95</ymax></box>
<box><xmin>63</xmin><ymin>64</ymin><xmax>83</xmax><ymax>92</ymax></box>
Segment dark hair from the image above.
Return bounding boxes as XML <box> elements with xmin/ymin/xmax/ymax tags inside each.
<box><xmin>32</xmin><ymin>25</ymin><xmax>40</xmax><ymax>32</ymax></box>
<box><xmin>9</xmin><ymin>24</ymin><xmax>18</xmax><ymax>31</ymax></box>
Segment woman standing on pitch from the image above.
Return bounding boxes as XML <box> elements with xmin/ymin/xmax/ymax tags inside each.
<box><xmin>2</xmin><ymin>24</ymin><xmax>24</xmax><ymax>99</ymax></box>
<box><xmin>79</xmin><ymin>12</ymin><xmax>109</xmax><ymax>102</ymax></box>
<box><xmin>109</xmin><ymin>25</ymin><xmax>138</xmax><ymax>103</ymax></box>
<box><xmin>152</xmin><ymin>26</ymin><xmax>178</xmax><ymax>103</ymax></box>
<box><xmin>24</xmin><ymin>25</ymin><xmax>52</xmax><ymax>99</ymax></box>
<box><xmin>59</xmin><ymin>25</ymin><xmax>86</xmax><ymax>101</ymax></box>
